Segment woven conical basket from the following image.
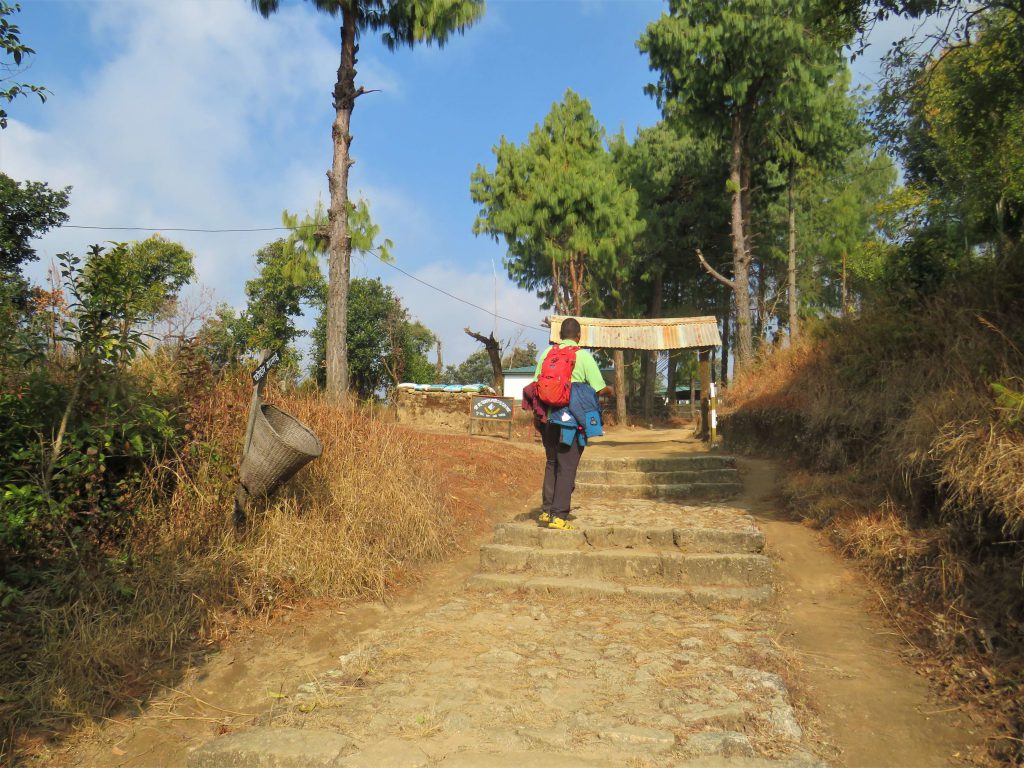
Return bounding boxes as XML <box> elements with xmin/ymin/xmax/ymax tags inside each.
<box><xmin>240</xmin><ymin>403</ymin><xmax>323</xmax><ymax>499</ymax></box>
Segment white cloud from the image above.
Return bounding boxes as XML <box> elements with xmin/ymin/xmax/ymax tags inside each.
<box><xmin>0</xmin><ymin>0</ymin><xmax>549</xmax><ymax>376</ymax></box>
<box><xmin>0</xmin><ymin>0</ymin><xmax>399</xmax><ymax>309</ymax></box>
<box><xmin>353</xmin><ymin>257</ymin><xmax>550</xmax><ymax>367</ymax></box>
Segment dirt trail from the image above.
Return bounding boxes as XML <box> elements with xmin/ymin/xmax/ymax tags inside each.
<box><xmin>42</xmin><ymin>427</ymin><xmax>984</xmax><ymax>767</ymax></box>
<box><xmin>735</xmin><ymin>457</ymin><xmax>982</xmax><ymax>767</ymax></box>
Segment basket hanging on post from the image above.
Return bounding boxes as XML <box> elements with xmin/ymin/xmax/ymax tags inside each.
<box><xmin>240</xmin><ymin>403</ymin><xmax>323</xmax><ymax>499</ymax></box>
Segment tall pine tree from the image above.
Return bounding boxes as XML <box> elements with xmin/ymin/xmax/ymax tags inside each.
<box><xmin>252</xmin><ymin>0</ymin><xmax>484</xmax><ymax>403</ymax></box>
<box><xmin>471</xmin><ymin>90</ymin><xmax>644</xmax><ymax>317</ymax></box>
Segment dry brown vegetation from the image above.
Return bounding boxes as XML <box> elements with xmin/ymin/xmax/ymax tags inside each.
<box><xmin>0</xmin><ymin>367</ymin><xmax>537</xmax><ymax>764</ymax></box>
<box><xmin>724</xmin><ymin>259</ymin><xmax>1024</xmax><ymax>765</ymax></box>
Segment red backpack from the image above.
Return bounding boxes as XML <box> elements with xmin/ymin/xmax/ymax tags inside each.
<box><xmin>537</xmin><ymin>346</ymin><xmax>577</xmax><ymax>407</ymax></box>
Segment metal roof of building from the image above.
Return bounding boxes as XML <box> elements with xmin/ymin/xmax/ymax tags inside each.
<box><xmin>548</xmin><ymin>315</ymin><xmax>721</xmax><ymax>351</ymax></box>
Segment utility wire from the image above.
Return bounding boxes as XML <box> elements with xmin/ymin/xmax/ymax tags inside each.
<box><xmin>60</xmin><ymin>222</ymin><xmax>548</xmax><ymax>332</ymax></box>
<box><xmin>377</xmin><ymin>256</ymin><xmax>543</xmax><ymax>331</ymax></box>
<box><xmin>62</xmin><ymin>225</ymin><xmax>291</xmax><ymax>233</ymax></box>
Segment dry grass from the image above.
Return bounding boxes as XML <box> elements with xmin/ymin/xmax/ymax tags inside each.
<box><xmin>0</xmin><ymin>366</ymin><xmax>532</xmax><ymax>764</ymax></box>
<box><xmin>724</xmin><ymin>257</ymin><xmax>1024</xmax><ymax>765</ymax></box>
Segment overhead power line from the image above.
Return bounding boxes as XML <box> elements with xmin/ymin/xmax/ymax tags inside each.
<box><xmin>60</xmin><ymin>222</ymin><xmax>547</xmax><ymax>332</ymax></box>
<box><xmin>62</xmin><ymin>225</ymin><xmax>291</xmax><ymax>233</ymax></box>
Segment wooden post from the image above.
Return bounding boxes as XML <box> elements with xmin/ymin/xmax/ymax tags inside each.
<box><xmin>698</xmin><ymin>347</ymin><xmax>711</xmax><ymax>441</ymax></box>
<box><xmin>666</xmin><ymin>351</ymin><xmax>678</xmax><ymax>412</ymax></box>
<box><xmin>689</xmin><ymin>376</ymin><xmax>696</xmax><ymax>421</ymax></box>
<box><xmin>709</xmin><ymin>381</ymin><xmax>718</xmax><ymax>446</ymax></box>
<box><xmin>613</xmin><ymin>349</ymin><xmax>626</xmax><ymax>427</ymax></box>
<box><xmin>235</xmin><ymin>349</ymin><xmax>270</xmax><ymax>530</ymax></box>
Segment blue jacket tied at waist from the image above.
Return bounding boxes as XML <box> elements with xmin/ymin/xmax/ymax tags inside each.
<box><xmin>550</xmin><ymin>382</ymin><xmax>604</xmax><ymax>446</ymax></box>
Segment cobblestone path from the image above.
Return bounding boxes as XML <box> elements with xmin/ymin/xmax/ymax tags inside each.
<box><xmin>189</xmin><ymin>454</ymin><xmax>828</xmax><ymax>768</ymax></box>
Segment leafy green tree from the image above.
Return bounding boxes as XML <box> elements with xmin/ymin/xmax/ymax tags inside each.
<box><xmin>194</xmin><ymin>304</ymin><xmax>249</xmax><ymax>372</ymax></box>
<box><xmin>769</xmin><ymin>71</ymin><xmax>863</xmax><ymax>339</ymax></box>
<box><xmin>242</xmin><ymin>239</ymin><xmax>325</xmax><ymax>355</ymax></box>
<box><xmin>502</xmin><ymin>341</ymin><xmax>538</xmax><ymax>369</ymax></box>
<box><xmin>442</xmin><ymin>349</ymin><xmax>494</xmax><ymax>386</ymax></box>
<box><xmin>0</xmin><ymin>1</ymin><xmax>48</xmax><ymax>129</ymax></box>
<box><xmin>908</xmin><ymin>10</ymin><xmax>1024</xmax><ymax>244</ymax></box>
<box><xmin>251</xmin><ymin>0</ymin><xmax>484</xmax><ymax>404</ymax></box>
<box><xmin>0</xmin><ymin>243</ymin><xmax>191</xmax><ymax>584</ymax></box>
<box><xmin>611</xmin><ymin>121</ymin><xmax>734</xmax><ymax>406</ymax></box>
<box><xmin>610</xmin><ymin>121</ymin><xmax>729</xmax><ymax>318</ymax></box>
<box><xmin>79</xmin><ymin>235</ymin><xmax>196</xmax><ymax>356</ymax></box>
<box><xmin>639</xmin><ymin>0</ymin><xmax>844</xmax><ymax>369</ymax></box>
<box><xmin>310</xmin><ymin>277</ymin><xmax>434</xmax><ymax>397</ymax></box>
<box><xmin>471</xmin><ymin>89</ymin><xmax>644</xmax><ymax>316</ymax></box>
<box><xmin>400</xmin><ymin>320</ymin><xmax>438</xmax><ymax>385</ymax></box>
<box><xmin>0</xmin><ymin>172</ymin><xmax>70</xmax><ymax>274</ymax></box>
<box><xmin>791</xmin><ymin>146</ymin><xmax>897</xmax><ymax>314</ymax></box>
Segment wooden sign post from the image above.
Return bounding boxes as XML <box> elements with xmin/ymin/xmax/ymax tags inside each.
<box><xmin>234</xmin><ymin>349</ymin><xmax>281</xmax><ymax>530</ymax></box>
<box><xmin>469</xmin><ymin>395</ymin><xmax>514</xmax><ymax>439</ymax></box>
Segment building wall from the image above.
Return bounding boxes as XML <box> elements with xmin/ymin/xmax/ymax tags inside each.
<box><xmin>502</xmin><ymin>374</ymin><xmax>533</xmax><ymax>405</ymax></box>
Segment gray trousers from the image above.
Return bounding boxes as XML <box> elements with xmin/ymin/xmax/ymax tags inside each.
<box><xmin>541</xmin><ymin>422</ymin><xmax>584</xmax><ymax>516</ymax></box>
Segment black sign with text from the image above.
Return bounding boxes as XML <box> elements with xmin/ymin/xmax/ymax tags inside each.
<box><xmin>471</xmin><ymin>396</ymin><xmax>514</xmax><ymax>421</ymax></box>
<box><xmin>251</xmin><ymin>350</ymin><xmax>282</xmax><ymax>385</ymax></box>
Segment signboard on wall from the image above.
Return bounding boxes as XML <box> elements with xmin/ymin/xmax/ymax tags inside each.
<box><xmin>471</xmin><ymin>396</ymin><xmax>514</xmax><ymax>421</ymax></box>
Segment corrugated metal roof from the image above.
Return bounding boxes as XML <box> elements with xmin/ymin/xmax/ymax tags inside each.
<box><xmin>548</xmin><ymin>315</ymin><xmax>722</xmax><ymax>351</ymax></box>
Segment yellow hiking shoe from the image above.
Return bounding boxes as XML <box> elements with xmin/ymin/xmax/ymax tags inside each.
<box><xmin>538</xmin><ymin>511</ymin><xmax>551</xmax><ymax>524</ymax></box>
<box><xmin>548</xmin><ymin>517</ymin><xmax>576</xmax><ymax>530</ymax></box>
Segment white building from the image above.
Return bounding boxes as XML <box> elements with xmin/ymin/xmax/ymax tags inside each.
<box><xmin>502</xmin><ymin>363</ymin><xmax>614</xmax><ymax>406</ymax></box>
<box><xmin>501</xmin><ymin>365</ymin><xmax>536</xmax><ymax>404</ymax></box>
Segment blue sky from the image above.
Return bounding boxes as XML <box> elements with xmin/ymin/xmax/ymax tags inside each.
<box><xmin>3</xmin><ymin>0</ymin><xmax>922</xmax><ymax>365</ymax></box>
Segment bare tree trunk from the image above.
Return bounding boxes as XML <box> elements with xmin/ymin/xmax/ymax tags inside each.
<box><xmin>465</xmin><ymin>328</ymin><xmax>503</xmax><ymax>393</ymax></box>
<box><xmin>613</xmin><ymin>349</ymin><xmax>626</xmax><ymax>427</ymax></box>
<box><xmin>730</xmin><ymin>114</ymin><xmax>753</xmax><ymax>371</ymax></box>
<box><xmin>755</xmin><ymin>259</ymin><xmax>767</xmax><ymax>344</ymax></box>
<box><xmin>551</xmin><ymin>255</ymin><xmax>561</xmax><ymax>315</ymax></box>
<box><xmin>720</xmin><ymin>286</ymin><xmax>731</xmax><ymax>387</ymax></box>
<box><xmin>325</xmin><ymin>12</ymin><xmax>358</xmax><ymax>404</ymax></box>
<box><xmin>666</xmin><ymin>351</ymin><xmax>678</xmax><ymax>410</ymax></box>
<box><xmin>568</xmin><ymin>254</ymin><xmax>585</xmax><ymax>316</ymax></box>
<box><xmin>787</xmin><ymin>163</ymin><xmax>799</xmax><ymax>343</ymax></box>
<box><xmin>698</xmin><ymin>348</ymin><xmax>711</xmax><ymax>440</ymax></box>
<box><xmin>642</xmin><ymin>270</ymin><xmax>663</xmax><ymax>421</ymax></box>
<box><xmin>435</xmin><ymin>339</ymin><xmax>443</xmax><ymax>379</ymax></box>
<box><xmin>622</xmin><ymin>350</ymin><xmax>630</xmax><ymax>403</ymax></box>
<box><xmin>841</xmin><ymin>249</ymin><xmax>849</xmax><ymax>317</ymax></box>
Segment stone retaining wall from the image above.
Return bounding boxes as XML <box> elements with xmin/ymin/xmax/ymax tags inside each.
<box><xmin>396</xmin><ymin>389</ymin><xmax>528</xmax><ymax>436</ymax></box>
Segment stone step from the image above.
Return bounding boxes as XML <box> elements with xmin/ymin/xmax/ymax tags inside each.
<box><xmin>575</xmin><ymin>481</ymin><xmax>743</xmax><ymax>500</ymax></box>
<box><xmin>575</xmin><ymin>467</ymin><xmax>739</xmax><ymax>485</ymax></box>
<box><xmin>581</xmin><ymin>455</ymin><xmax>736</xmax><ymax>472</ymax></box>
<box><xmin>492</xmin><ymin>522</ymin><xmax>765</xmax><ymax>554</ymax></box>
<box><xmin>479</xmin><ymin>544</ymin><xmax>772</xmax><ymax>587</ymax></box>
<box><xmin>466</xmin><ymin>572</ymin><xmax>772</xmax><ymax>607</ymax></box>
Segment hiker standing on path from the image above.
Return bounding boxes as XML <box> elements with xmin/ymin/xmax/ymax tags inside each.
<box><xmin>534</xmin><ymin>317</ymin><xmax>613</xmax><ymax>530</ymax></box>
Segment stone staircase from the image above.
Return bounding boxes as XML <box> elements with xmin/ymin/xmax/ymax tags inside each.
<box><xmin>574</xmin><ymin>454</ymin><xmax>743</xmax><ymax>500</ymax></box>
<box><xmin>187</xmin><ymin>451</ymin><xmax>829</xmax><ymax>768</ymax></box>
<box><xmin>469</xmin><ymin>512</ymin><xmax>772</xmax><ymax>607</ymax></box>
<box><xmin>468</xmin><ymin>452</ymin><xmax>767</xmax><ymax>607</ymax></box>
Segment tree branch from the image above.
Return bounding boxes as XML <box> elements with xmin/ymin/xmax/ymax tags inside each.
<box><xmin>696</xmin><ymin>249</ymin><xmax>736</xmax><ymax>290</ymax></box>
<box><xmin>464</xmin><ymin>327</ymin><xmax>504</xmax><ymax>392</ymax></box>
